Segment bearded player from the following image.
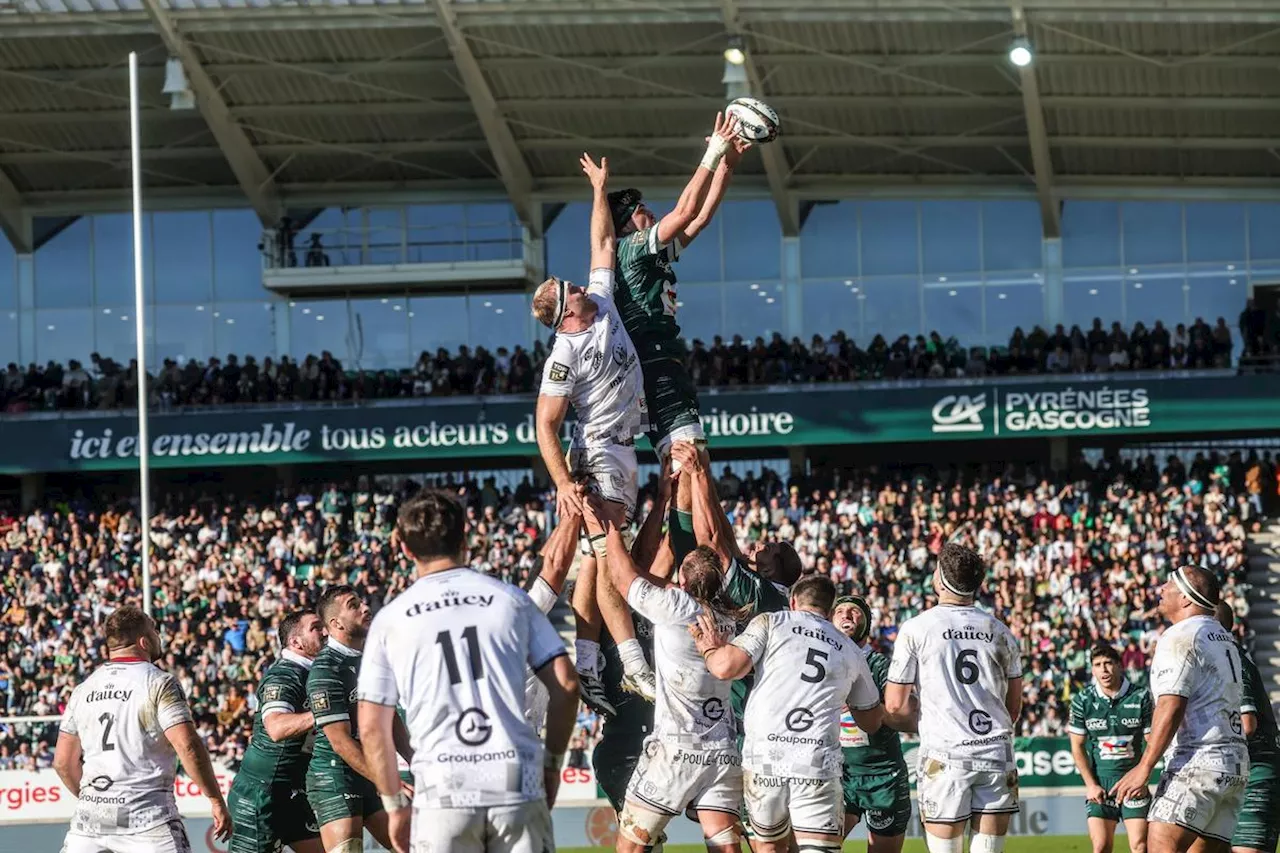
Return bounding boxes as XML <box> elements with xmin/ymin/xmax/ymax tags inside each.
<box><xmin>228</xmin><ymin>610</ymin><xmax>327</xmax><ymax>853</ymax></box>
<box><xmin>1068</xmin><ymin>642</ymin><xmax>1153</xmax><ymax>853</ymax></box>
<box><xmin>532</xmin><ymin>153</ymin><xmax>656</xmax><ymax>713</ymax></box>
<box><xmin>305</xmin><ymin>585</ymin><xmax>413</xmax><ymax>853</ymax></box>
<box><xmin>833</xmin><ymin>595</ymin><xmax>912</xmax><ymax>853</ymax></box>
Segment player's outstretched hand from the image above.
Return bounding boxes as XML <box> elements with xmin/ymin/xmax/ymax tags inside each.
<box><xmin>210</xmin><ymin>797</ymin><xmax>232</xmax><ymax>842</ymax></box>
<box><xmin>580</xmin><ymin>153</ymin><xmax>609</xmax><ymax>191</ymax></box>
<box><xmin>1084</xmin><ymin>782</ymin><xmax>1107</xmax><ymax>804</ymax></box>
<box><xmin>689</xmin><ymin>609</ymin><xmax>728</xmax><ymax>656</ymax></box>
<box><xmin>556</xmin><ymin>484</ymin><xmax>584</xmax><ymax>520</ymax></box>
<box><xmin>670</xmin><ymin>440</ymin><xmax>703</xmax><ymax>473</ymax></box>
<box><xmin>725</xmin><ymin>130</ymin><xmax>752</xmax><ymax>167</ymax></box>
<box><xmin>1108</xmin><ymin>765</ymin><xmax>1149</xmax><ymax>808</ymax></box>
<box><xmin>580</xmin><ymin>492</ymin><xmax>605</xmax><ymax>533</ymax></box>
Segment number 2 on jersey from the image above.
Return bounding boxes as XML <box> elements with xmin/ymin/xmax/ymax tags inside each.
<box><xmin>437</xmin><ymin>626</ymin><xmax>484</xmax><ymax>686</ymax></box>
<box><xmin>98</xmin><ymin>712</ymin><xmax>116</xmax><ymax>752</ymax></box>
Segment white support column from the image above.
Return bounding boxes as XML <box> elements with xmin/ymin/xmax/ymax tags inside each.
<box><xmin>0</xmin><ymin>169</ymin><xmax>31</xmax><ymax>254</ymax></box>
<box><xmin>16</xmin><ymin>253</ymin><xmax>35</xmax><ymax>365</ymax></box>
<box><xmin>1011</xmin><ymin>2</ymin><xmax>1061</xmax><ymax>239</ymax></box>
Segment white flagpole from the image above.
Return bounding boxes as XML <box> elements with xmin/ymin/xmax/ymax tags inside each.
<box><xmin>128</xmin><ymin>51</ymin><xmax>153</xmax><ymax>617</ymax></box>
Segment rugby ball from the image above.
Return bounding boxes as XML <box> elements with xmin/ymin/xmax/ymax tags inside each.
<box><xmin>726</xmin><ymin>96</ymin><xmax>780</xmax><ymax>144</ymax></box>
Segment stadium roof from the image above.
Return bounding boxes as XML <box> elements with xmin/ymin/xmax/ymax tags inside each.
<box><xmin>4</xmin><ymin>0</ymin><xmax>1280</xmax><ymax>242</ymax></box>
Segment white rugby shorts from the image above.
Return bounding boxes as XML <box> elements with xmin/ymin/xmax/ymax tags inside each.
<box><xmin>1149</xmin><ymin>752</ymin><xmax>1248</xmax><ymax>844</ymax></box>
<box><xmin>566</xmin><ymin>443</ymin><xmax>638</xmax><ymax>523</ymax></box>
<box><xmin>915</xmin><ymin>755</ymin><xmax>1020</xmax><ymax>823</ymax></box>
<box><xmin>625</xmin><ymin>737</ymin><xmax>743</xmax><ymax>820</ymax></box>
<box><xmin>743</xmin><ymin>769</ymin><xmax>842</xmax><ymax>840</ymax></box>
<box><xmin>62</xmin><ymin>820</ymin><xmax>192</xmax><ymax>853</ymax></box>
<box><xmin>410</xmin><ymin>801</ymin><xmax>554</xmax><ymax>853</ymax></box>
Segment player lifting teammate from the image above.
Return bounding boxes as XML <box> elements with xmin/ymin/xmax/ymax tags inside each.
<box><xmin>885</xmin><ymin>543</ymin><xmax>1024</xmax><ymax>853</ymax></box>
<box><xmin>228</xmin><ymin>610</ymin><xmax>327</xmax><ymax>853</ymax></box>
<box><xmin>304</xmin><ymin>586</ymin><xmax>412</xmax><ymax>853</ymax></box>
<box><xmin>1111</xmin><ymin>566</ymin><xmax>1250</xmax><ymax>853</ymax></box>
<box><xmin>356</xmin><ymin>489</ymin><xmax>579</xmax><ymax>853</ymax></box>
<box><xmin>532</xmin><ymin>151</ymin><xmax>657</xmax><ymax>711</ymax></box>
<box><xmin>833</xmin><ymin>594</ymin><xmax>913</xmax><ymax>852</ymax></box>
<box><xmin>54</xmin><ymin>605</ymin><xmax>231</xmax><ymax>853</ymax></box>
<box><xmin>693</xmin><ymin>576</ymin><xmax>883</xmax><ymax>853</ymax></box>
<box><xmin>1068</xmin><ymin>642</ymin><xmax>1153</xmax><ymax>853</ymax></box>
<box><xmin>580</xmin><ymin>490</ymin><xmax>744</xmax><ymax>853</ymax></box>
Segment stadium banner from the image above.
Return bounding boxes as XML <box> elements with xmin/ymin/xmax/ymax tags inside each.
<box><xmin>3</xmin><ymin>373</ymin><xmax>1277</xmax><ymax>474</ymax></box>
<box><xmin>0</xmin><ymin>795</ymin><xmax>1103</xmax><ymax>851</ymax></box>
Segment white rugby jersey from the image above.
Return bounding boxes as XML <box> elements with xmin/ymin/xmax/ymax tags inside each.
<box><xmin>734</xmin><ymin>610</ymin><xmax>880</xmax><ymax>779</ymax></box>
<box><xmin>539</xmin><ymin>269</ymin><xmax>645</xmax><ymax>449</ymax></box>
<box><xmin>523</xmin><ymin>576</ymin><xmax>560</xmax><ymax>733</ymax></box>
<box><xmin>357</xmin><ymin>567</ymin><xmax>567</xmax><ymax>809</ymax></box>
<box><xmin>60</xmin><ymin>658</ymin><xmax>194</xmax><ymax>835</ymax></box>
<box><xmin>887</xmin><ymin>604</ymin><xmax>1023</xmax><ymax>765</ymax></box>
<box><xmin>1150</xmin><ymin>615</ymin><xmax>1249</xmax><ymax>768</ymax></box>
<box><xmin>626</xmin><ymin>578</ymin><xmax>737</xmax><ymax>749</ymax></box>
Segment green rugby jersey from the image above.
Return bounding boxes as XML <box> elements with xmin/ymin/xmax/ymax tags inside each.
<box><xmin>1067</xmin><ymin>678</ymin><xmax>1153</xmax><ymax>775</ymax></box>
<box><xmin>841</xmin><ymin>648</ymin><xmax>903</xmax><ymax>773</ymax></box>
<box><xmin>305</xmin><ymin>639</ymin><xmax>364</xmax><ymax>785</ymax></box>
<box><xmin>237</xmin><ymin>652</ymin><xmax>314</xmax><ymax>786</ymax></box>
<box><xmin>614</xmin><ymin>226</ymin><xmax>682</xmax><ymax>356</ymax></box>
<box><xmin>1239</xmin><ymin>643</ymin><xmax>1279</xmax><ymax>767</ymax></box>
<box><xmin>721</xmin><ymin>558</ymin><xmax>789</xmax><ymax>719</ymax></box>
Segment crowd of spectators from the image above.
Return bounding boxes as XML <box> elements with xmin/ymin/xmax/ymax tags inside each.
<box><xmin>0</xmin><ymin>448</ymin><xmax>1271</xmax><ymax>770</ymax></box>
<box><xmin>1</xmin><ymin>314</ymin><xmax>1263</xmax><ymax>413</ymax></box>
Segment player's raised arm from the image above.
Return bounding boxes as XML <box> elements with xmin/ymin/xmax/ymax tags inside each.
<box><xmin>581</xmin><ymin>493</ymin><xmax>654</xmax><ymax>597</ymax></box>
<box><xmin>671</xmin><ymin>440</ymin><xmax>739</xmax><ymax>568</ymax></box>
<box><xmin>654</xmin><ymin>112</ymin><xmax>735</xmax><ymax>246</ymax></box>
<box><xmin>582</xmin><ymin>153</ymin><xmax>615</xmax><ymax>285</ymax></box>
<box><xmin>631</xmin><ymin>457</ymin><xmax>676</xmax><ymax>574</ymax></box>
<box><xmin>527</xmin><ymin>504</ymin><xmax>582</xmax><ymax>610</ymax></box>
<box><xmin>679</xmin><ymin>129</ymin><xmax>749</xmax><ymax>247</ymax></box>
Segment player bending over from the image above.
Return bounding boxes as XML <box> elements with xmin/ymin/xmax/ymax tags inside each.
<box><xmin>581</xmin><ymin>493</ymin><xmax>744</xmax><ymax>853</ymax></box>
<box><xmin>305</xmin><ymin>585</ymin><xmax>412</xmax><ymax>853</ymax></box>
<box><xmin>1067</xmin><ymin>641</ymin><xmax>1153</xmax><ymax>853</ymax></box>
<box><xmin>228</xmin><ymin>609</ymin><xmax>327</xmax><ymax>853</ymax></box>
<box><xmin>357</xmin><ymin>489</ymin><xmax>579</xmax><ymax>853</ymax></box>
<box><xmin>532</xmin><ymin>152</ymin><xmax>656</xmax><ymax>712</ymax></box>
<box><xmin>884</xmin><ymin>543</ymin><xmax>1024</xmax><ymax>853</ymax></box>
<box><xmin>1110</xmin><ymin>566</ymin><xmax>1250</xmax><ymax>853</ymax></box>
<box><xmin>832</xmin><ymin>595</ymin><xmax>913</xmax><ymax>853</ymax></box>
<box><xmin>693</xmin><ymin>576</ymin><xmax>883</xmax><ymax>853</ymax></box>
<box><xmin>54</xmin><ymin>605</ymin><xmax>231</xmax><ymax>853</ymax></box>
<box><xmin>1213</xmin><ymin>603</ymin><xmax>1280</xmax><ymax>853</ymax></box>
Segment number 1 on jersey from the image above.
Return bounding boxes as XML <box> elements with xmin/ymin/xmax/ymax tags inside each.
<box><xmin>437</xmin><ymin>625</ymin><xmax>484</xmax><ymax>686</ymax></box>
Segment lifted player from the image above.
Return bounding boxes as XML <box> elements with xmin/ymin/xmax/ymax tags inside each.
<box><xmin>884</xmin><ymin>543</ymin><xmax>1024</xmax><ymax>853</ymax></box>
<box><xmin>695</xmin><ymin>576</ymin><xmax>883</xmax><ymax>853</ymax></box>
<box><xmin>1215</xmin><ymin>603</ymin><xmax>1280</xmax><ymax>853</ymax></box>
<box><xmin>305</xmin><ymin>585</ymin><xmax>412</xmax><ymax>853</ymax></box>
<box><xmin>1068</xmin><ymin>642</ymin><xmax>1153</xmax><ymax>853</ymax></box>
<box><xmin>1111</xmin><ymin>567</ymin><xmax>1249</xmax><ymax>853</ymax></box>
<box><xmin>532</xmin><ymin>153</ymin><xmax>655</xmax><ymax>711</ymax></box>
<box><xmin>833</xmin><ymin>595</ymin><xmax>912</xmax><ymax>853</ymax></box>
<box><xmin>228</xmin><ymin>610</ymin><xmax>327</xmax><ymax>853</ymax></box>
<box><xmin>54</xmin><ymin>605</ymin><xmax>231</xmax><ymax>853</ymax></box>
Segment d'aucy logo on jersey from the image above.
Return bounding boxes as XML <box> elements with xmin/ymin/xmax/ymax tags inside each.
<box><xmin>931</xmin><ymin>394</ymin><xmax>987</xmax><ymax>434</ymax></box>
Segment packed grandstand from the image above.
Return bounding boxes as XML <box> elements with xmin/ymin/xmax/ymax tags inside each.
<box><xmin>0</xmin><ymin>449</ymin><xmax>1271</xmax><ymax>771</ymax></box>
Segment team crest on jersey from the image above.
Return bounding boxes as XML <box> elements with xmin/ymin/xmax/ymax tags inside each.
<box><xmin>310</xmin><ymin>692</ymin><xmax>330</xmax><ymax>712</ymax></box>
<box><xmin>549</xmin><ymin>361</ymin><xmax>569</xmax><ymax>382</ymax></box>
<box><xmin>262</xmin><ymin>685</ymin><xmax>282</xmax><ymax>702</ymax></box>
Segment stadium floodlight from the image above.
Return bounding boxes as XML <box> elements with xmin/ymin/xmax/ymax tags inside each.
<box><xmin>1008</xmin><ymin>37</ymin><xmax>1034</xmax><ymax>68</ymax></box>
<box><xmin>724</xmin><ymin>35</ymin><xmax>746</xmax><ymax>66</ymax></box>
<box><xmin>162</xmin><ymin>57</ymin><xmax>195</xmax><ymax>111</ymax></box>
<box><xmin>722</xmin><ymin>56</ymin><xmax>750</xmax><ymax>101</ymax></box>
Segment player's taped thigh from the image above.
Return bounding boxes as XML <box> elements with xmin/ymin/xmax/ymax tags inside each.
<box><xmin>970</xmin><ymin>834</ymin><xmax>1006</xmax><ymax>853</ymax></box>
<box><xmin>325</xmin><ymin>840</ymin><xmax>363</xmax><ymax>853</ymax></box>
<box><xmin>704</xmin><ymin>825</ymin><xmax>743</xmax><ymax>848</ymax></box>
<box><xmin>924</xmin><ymin>833</ymin><xmax>965</xmax><ymax>853</ymax></box>
<box><xmin>618</xmin><ymin>802</ymin><xmax>674</xmax><ymax>847</ymax></box>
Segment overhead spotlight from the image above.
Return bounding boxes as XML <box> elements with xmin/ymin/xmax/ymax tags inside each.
<box><xmin>722</xmin><ymin>58</ymin><xmax>749</xmax><ymax>101</ymax></box>
<box><xmin>724</xmin><ymin>35</ymin><xmax>746</xmax><ymax>66</ymax></box>
<box><xmin>1008</xmin><ymin>37</ymin><xmax>1034</xmax><ymax>68</ymax></box>
<box><xmin>162</xmin><ymin>57</ymin><xmax>195</xmax><ymax>111</ymax></box>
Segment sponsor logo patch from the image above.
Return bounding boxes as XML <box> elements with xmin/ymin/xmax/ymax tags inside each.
<box><xmin>549</xmin><ymin>362</ymin><xmax>569</xmax><ymax>382</ymax></box>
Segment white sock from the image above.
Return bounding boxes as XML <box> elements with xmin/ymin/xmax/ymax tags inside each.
<box><xmin>575</xmin><ymin>639</ymin><xmax>600</xmax><ymax>677</ymax></box>
<box><xmin>617</xmin><ymin>639</ymin><xmax>649</xmax><ymax>677</ymax></box>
